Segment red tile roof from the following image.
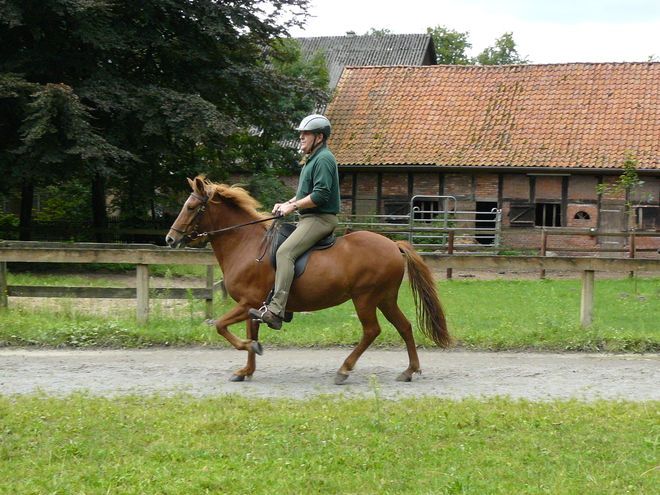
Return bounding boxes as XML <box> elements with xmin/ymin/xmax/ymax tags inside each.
<box><xmin>325</xmin><ymin>63</ymin><xmax>660</xmax><ymax>170</ymax></box>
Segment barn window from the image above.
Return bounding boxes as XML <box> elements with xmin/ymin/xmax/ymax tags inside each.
<box><xmin>573</xmin><ymin>211</ymin><xmax>590</xmax><ymax>220</ymax></box>
<box><xmin>635</xmin><ymin>206</ymin><xmax>660</xmax><ymax>230</ymax></box>
<box><xmin>509</xmin><ymin>204</ymin><xmax>535</xmax><ymax>227</ymax></box>
<box><xmin>535</xmin><ymin>203</ymin><xmax>562</xmax><ymax>227</ymax></box>
<box><xmin>384</xmin><ymin>199</ymin><xmax>409</xmax><ymax>223</ymax></box>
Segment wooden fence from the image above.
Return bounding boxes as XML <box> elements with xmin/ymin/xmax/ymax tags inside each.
<box><xmin>0</xmin><ymin>241</ymin><xmax>220</xmax><ymax>323</ymax></box>
<box><xmin>2</xmin><ymin>241</ymin><xmax>660</xmax><ymax>326</ymax></box>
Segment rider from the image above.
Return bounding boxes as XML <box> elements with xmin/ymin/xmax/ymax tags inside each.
<box><xmin>249</xmin><ymin>114</ymin><xmax>340</xmax><ymax>329</ymax></box>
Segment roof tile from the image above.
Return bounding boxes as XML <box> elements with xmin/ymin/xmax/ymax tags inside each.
<box><xmin>326</xmin><ymin>63</ymin><xmax>660</xmax><ymax>170</ymax></box>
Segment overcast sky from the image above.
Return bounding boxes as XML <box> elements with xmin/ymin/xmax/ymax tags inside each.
<box><xmin>287</xmin><ymin>0</ymin><xmax>660</xmax><ymax>64</ymax></box>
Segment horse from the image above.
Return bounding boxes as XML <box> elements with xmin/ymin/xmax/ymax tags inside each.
<box><xmin>166</xmin><ymin>175</ymin><xmax>453</xmax><ymax>384</ymax></box>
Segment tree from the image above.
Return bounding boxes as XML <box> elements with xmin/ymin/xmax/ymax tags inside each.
<box><xmin>596</xmin><ymin>154</ymin><xmax>653</xmax><ymax>232</ymax></box>
<box><xmin>0</xmin><ymin>0</ymin><xmax>327</xmax><ymax>240</ymax></box>
<box><xmin>596</xmin><ymin>154</ymin><xmax>653</xmax><ymax>288</ymax></box>
<box><xmin>364</xmin><ymin>28</ymin><xmax>394</xmax><ymax>36</ymax></box>
<box><xmin>426</xmin><ymin>26</ymin><xmax>472</xmax><ymax>65</ymax></box>
<box><xmin>474</xmin><ymin>32</ymin><xmax>529</xmax><ymax>66</ymax></box>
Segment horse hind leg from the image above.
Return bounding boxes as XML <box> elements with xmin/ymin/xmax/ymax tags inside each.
<box><xmin>378</xmin><ymin>297</ymin><xmax>421</xmax><ymax>382</ymax></box>
<box><xmin>335</xmin><ymin>296</ymin><xmax>382</xmax><ymax>385</ymax></box>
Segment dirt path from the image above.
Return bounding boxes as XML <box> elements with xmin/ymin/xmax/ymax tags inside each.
<box><xmin>1</xmin><ymin>348</ymin><xmax>658</xmax><ymax>401</ymax></box>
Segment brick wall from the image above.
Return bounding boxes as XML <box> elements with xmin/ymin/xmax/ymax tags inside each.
<box><xmin>534</xmin><ymin>176</ymin><xmax>562</xmax><ymax>200</ymax></box>
<box><xmin>340</xmin><ymin>173</ymin><xmax>353</xmax><ymax>196</ymax></box>
<box><xmin>443</xmin><ymin>174</ymin><xmax>472</xmax><ymax>199</ymax></box>
<box><xmin>566</xmin><ymin>204</ymin><xmax>598</xmax><ymax>229</ymax></box>
<box><xmin>412</xmin><ymin>173</ymin><xmax>441</xmax><ymax>195</ymax></box>
<box><xmin>568</xmin><ymin>175</ymin><xmax>599</xmax><ymax>200</ymax></box>
<box><xmin>356</xmin><ymin>173</ymin><xmax>378</xmax><ymax>195</ymax></box>
<box><xmin>502</xmin><ymin>174</ymin><xmax>530</xmax><ymax>200</ymax></box>
<box><xmin>475</xmin><ymin>174</ymin><xmax>498</xmax><ymax>200</ymax></box>
<box><xmin>382</xmin><ymin>173</ymin><xmax>408</xmax><ymax>195</ymax></box>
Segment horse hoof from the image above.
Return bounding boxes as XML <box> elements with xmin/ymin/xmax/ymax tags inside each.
<box><xmin>251</xmin><ymin>341</ymin><xmax>263</xmax><ymax>355</ymax></box>
<box><xmin>230</xmin><ymin>373</ymin><xmax>252</xmax><ymax>382</ymax></box>
<box><xmin>396</xmin><ymin>372</ymin><xmax>412</xmax><ymax>382</ymax></box>
<box><xmin>334</xmin><ymin>372</ymin><xmax>349</xmax><ymax>385</ymax></box>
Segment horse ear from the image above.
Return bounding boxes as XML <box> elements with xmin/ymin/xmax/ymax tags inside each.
<box><xmin>190</xmin><ymin>176</ymin><xmax>205</xmax><ymax>195</ymax></box>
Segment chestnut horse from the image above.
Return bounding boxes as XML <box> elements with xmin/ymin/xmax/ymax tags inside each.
<box><xmin>166</xmin><ymin>176</ymin><xmax>452</xmax><ymax>384</ymax></box>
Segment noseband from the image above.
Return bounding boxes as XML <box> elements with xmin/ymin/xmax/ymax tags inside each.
<box><xmin>169</xmin><ymin>191</ymin><xmax>277</xmax><ymax>241</ymax></box>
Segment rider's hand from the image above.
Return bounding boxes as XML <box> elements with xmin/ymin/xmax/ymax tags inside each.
<box><xmin>272</xmin><ymin>201</ymin><xmax>296</xmax><ymax>217</ymax></box>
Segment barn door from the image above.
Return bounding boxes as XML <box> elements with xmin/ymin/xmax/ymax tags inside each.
<box><xmin>598</xmin><ymin>205</ymin><xmax>626</xmax><ymax>256</ymax></box>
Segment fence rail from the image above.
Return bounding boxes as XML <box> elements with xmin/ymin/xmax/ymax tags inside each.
<box><xmin>0</xmin><ymin>241</ymin><xmax>218</xmax><ymax>323</ymax></box>
<box><xmin>3</xmin><ymin>241</ymin><xmax>660</xmax><ymax>327</ymax></box>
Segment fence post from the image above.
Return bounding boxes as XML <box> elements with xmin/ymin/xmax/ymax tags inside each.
<box><xmin>628</xmin><ymin>232</ymin><xmax>636</xmax><ymax>278</ymax></box>
<box><xmin>205</xmin><ymin>265</ymin><xmax>214</xmax><ymax>319</ymax></box>
<box><xmin>0</xmin><ymin>261</ymin><xmax>7</xmax><ymax>309</ymax></box>
<box><xmin>136</xmin><ymin>264</ymin><xmax>150</xmax><ymax>323</ymax></box>
<box><xmin>446</xmin><ymin>230</ymin><xmax>454</xmax><ymax>279</ymax></box>
<box><xmin>540</xmin><ymin>229</ymin><xmax>547</xmax><ymax>279</ymax></box>
<box><xmin>580</xmin><ymin>269</ymin><xmax>595</xmax><ymax>327</ymax></box>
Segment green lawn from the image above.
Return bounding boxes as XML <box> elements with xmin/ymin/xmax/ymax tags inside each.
<box><xmin>0</xmin><ymin>393</ymin><xmax>658</xmax><ymax>494</ymax></box>
<box><xmin>2</xmin><ymin>272</ymin><xmax>659</xmax><ymax>352</ymax></box>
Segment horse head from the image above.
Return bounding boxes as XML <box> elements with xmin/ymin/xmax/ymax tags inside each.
<box><xmin>166</xmin><ymin>176</ymin><xmax>212</xmax><ymax>249</ymax></box>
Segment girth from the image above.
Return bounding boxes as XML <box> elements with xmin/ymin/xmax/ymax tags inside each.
<box><xmin>270</xmin><ymin>222</ymin><xmax>336</xmax><ymax>279</ymax></box>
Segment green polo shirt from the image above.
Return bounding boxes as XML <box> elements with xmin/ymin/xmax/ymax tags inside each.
<box><xmin>296</xmin><ymin>145</ymin><xmax>340</xmax><ymax>215</ymax></box>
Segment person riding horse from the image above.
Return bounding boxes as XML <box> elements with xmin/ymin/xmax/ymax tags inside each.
<box><xmin>248</xmin><ymin>114</ymin><xmax>340</xmax><ymax>330</ymax></box>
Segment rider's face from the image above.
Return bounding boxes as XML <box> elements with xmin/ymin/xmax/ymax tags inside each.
<box><xmin>300</xmin><ymin>131</ymin><xmax>320</xmax><ymax>154</ymax></box>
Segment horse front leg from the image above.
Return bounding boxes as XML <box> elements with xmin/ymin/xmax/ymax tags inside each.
<box><xmin>215</xmin><ymin>304</ymin><xmax>263</xmax><ymax>354</ymax></box>
<box><xmin>230</xmin><ymin>318</ymin><xmax>261</xmax><ymax>382</ymax></box>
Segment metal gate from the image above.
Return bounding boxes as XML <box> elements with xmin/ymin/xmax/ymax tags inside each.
<box><xmin>407</xmin><ymin>195</ymin><xmax>502</xmax><ymax>249</ymax></box>
<box><xmin>337</xmin><ymin>195</ymin><xmax>502</xmax><ymax>250</ymax></box>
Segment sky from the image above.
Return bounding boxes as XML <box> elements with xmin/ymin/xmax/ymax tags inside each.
<box><xmin>287</xmin><ymin>0</ymin><xmax>660</xmax><ymax>64</ymax></box>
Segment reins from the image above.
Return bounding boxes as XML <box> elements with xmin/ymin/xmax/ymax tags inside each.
<box><xmin>190</xmin><ymin>215</ymin><xmax>278</xmax><ymax>240</ymax></box>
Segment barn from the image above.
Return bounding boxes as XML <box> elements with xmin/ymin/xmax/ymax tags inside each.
<box><xmin>324</xmin><ymin>62</ymin><xmax>660</xmax><ymax>255</ymax></box>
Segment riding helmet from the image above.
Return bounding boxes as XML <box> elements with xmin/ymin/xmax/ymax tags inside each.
<box><xmin>295</xmin><ymin>114</ymin><xmax>331</xmax><ymax>138</ymax></box>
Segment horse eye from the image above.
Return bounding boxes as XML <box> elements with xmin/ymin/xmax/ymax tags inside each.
<box><xmin>187</xmin><ymin>205</ymin><xmax>196</xmax><ymax>211</ymax></box>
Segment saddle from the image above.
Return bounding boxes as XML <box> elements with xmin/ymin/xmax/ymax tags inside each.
<box><xmin>263</xmin><ymin>222</ymin><xmax>336</xmax><ymax>323</ymax></box>
<box><xmin>269</xmin><ymin>222</ymin><xmax>336</xmax><ymax>279</ymax></box>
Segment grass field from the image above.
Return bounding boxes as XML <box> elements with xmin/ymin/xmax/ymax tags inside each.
<box><xmin>1</xmin><ymin>393</ymin><xmax>659</xmax><ymax>494</ymax></box>
<box><xmin>2</xmin><ymin>267</ymin><xmax>660</xmax><ymax>494</ymax></box>
<box><xmin>2</xmin><ymin>268</ymin><xmax>660</xmax><ymax>352</ymax></box>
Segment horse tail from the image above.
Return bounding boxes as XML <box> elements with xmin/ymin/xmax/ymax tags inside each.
<box><xmin>396</xmin><ymin>241</ymin><xmax>454</xmax><ymax>348</ymax></box>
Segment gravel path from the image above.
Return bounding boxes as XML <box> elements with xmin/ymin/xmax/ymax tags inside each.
<box><xmin>1</xmin><ymin>348</ymin><xmax>659</xmax><ymax>401</ymax></box>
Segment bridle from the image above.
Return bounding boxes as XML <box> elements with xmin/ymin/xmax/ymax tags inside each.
<box><xmin>169</xmin><ymin>191</ymin><xmax>277</xmax><ymax>242</ymax></box>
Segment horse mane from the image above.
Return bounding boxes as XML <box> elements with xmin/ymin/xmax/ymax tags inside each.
<box><xmin>193</xmin><ymin>175</ymin><xmax>270</xmax><ymax>222</ymax></box>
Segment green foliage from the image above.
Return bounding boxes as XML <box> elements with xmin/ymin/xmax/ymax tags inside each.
<box><xmin>474</xmin><ymin>32</ymin><xmax>529</xmax><ymax>65</ymax></box>
<box><xmin>0</xmin><ymin>395</ymin><xmax>658</xmax><ymax>494</ymax></box>
<box><xmin>242</xmin><ymin>172</ymin><xmax>296</xmax><ymax>211</ymax></box>
<box><xmin>0</xmin><ymin>213</ymin><xmax>18</xmax><ymax>227</ymax></box>
<box><xmin>596</xmin><ymin>154</ymin><xmax>652</xmax><ymax>232</ymax></box>
<box><xmin>33</xmin><ymin>180</ymin><xmax>92</xmax><ymax>223</ymax></box>
<box><xmin>426</xmin><ymin>26</ymin><xmax>528</xmax><ymax>66</ymax></box>
<box><xmin>427</xmin><ymin>25</ymin><xmax>473</xmax><ymax>65</ymax></box>
<box><xmin>364</xmin><ymin>28</ymin><xmax>394</xmax><ymax>35</ymax></box>
<box><xmin>0</xmin><ymin>212</ymin><xmax>19</xmax><ymax>239</ymax></box>
<box><xmin>0</xmin><ymin>0</ymin><xmax>324</xmax><ymax>231</ymax></box>
<box><xmin>16</xmin><ymin>83</ymin><xmax>132</xmax><ymax>177</ymax></box>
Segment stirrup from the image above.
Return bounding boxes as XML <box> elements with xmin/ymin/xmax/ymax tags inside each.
<box><xmin>248</xmin><ymin>305</ymin><xmax>268</xmax><ymax>323</ymax></box>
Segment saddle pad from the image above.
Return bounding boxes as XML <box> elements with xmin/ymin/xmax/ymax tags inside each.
<box><xmin>270</xmin><ymin>222</ymin><xmax>336</xmax><ymax>279</ymax></box>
